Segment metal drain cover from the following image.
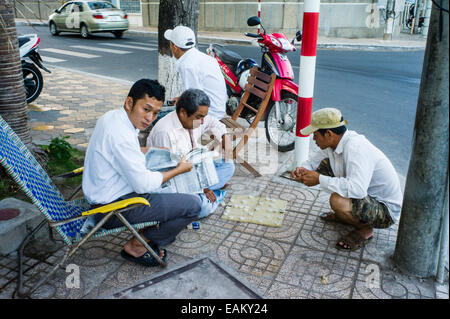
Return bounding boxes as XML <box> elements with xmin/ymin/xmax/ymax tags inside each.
<box><xmin>109</xmin><ymin>256</ymin><xmax>263</xmax><ymax>299</ymax></box>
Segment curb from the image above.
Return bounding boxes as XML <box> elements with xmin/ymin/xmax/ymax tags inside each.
<box><xmin>16</xmin><ymin>20</ymin><xmax>48</xmax><ymax>26</ymax></box>
<box><xmin>16</xmin><ymin>20</ymin><xmax>425</xmax><ymax>51</ymax></box>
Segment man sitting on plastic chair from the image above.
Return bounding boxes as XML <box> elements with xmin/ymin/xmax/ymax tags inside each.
<box><xmin>147</xmin><ymin>89</ymin><xmax>235</xmax><ymax>219</ymax></box>
<box><xmin>82</xmin><ymin>79</ymin><xmax>202</xmax><ymax>267</ymax></box>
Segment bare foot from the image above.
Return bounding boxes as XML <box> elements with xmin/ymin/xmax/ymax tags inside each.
<box><xmin>124</xmin><ymin>238</ymin><xmax>165</xmax><ymax>259</ymax></box>
<box><xmin>338</xmin><ymin>227</ymin><xmax>373</xmax><ymax>250</ymax></box>
<box><xmin>220</xmin><ymin>183</ymin><xmax>230</xmax><ymax>190</ymax></box>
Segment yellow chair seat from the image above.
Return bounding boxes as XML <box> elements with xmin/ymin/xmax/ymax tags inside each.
<box><xmin>82</xmin><ymin>197</ymin><xmax>150</xmax><ymax>216</ymax></box>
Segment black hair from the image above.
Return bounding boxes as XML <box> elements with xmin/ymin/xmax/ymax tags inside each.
<box><xmin>127</xmin><ymin>79</ymin><xmax>165</xmax><ymax>106</ymax></box>
<box><xmin>317</xmin><ymin>116</ymin><xmax>347</xmax><ymax>136</ymax></box>
<box><xmin>176</xmin><ymin>89</ymin><xmax>211</xmax><ymax>117</ymax></box>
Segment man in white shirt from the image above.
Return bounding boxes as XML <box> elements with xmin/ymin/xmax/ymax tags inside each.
<box><xmin>83</xmin><ymin>79</ymin><xmax>202</xmax><ymax>267</ymax></box>
<box><xmin>164</xmin><ymin>25</ymin><xmax>228</xmax><ymax>119</ymax></box>
<box><xmin>147</xmin><ymin>88</ymin><xmax>235</xmax><ymax>218</ymax></box>
<box><xmin>291</xmin><ymin>108</ymin><xmax>403</xmax><ymax>251</ymax></box>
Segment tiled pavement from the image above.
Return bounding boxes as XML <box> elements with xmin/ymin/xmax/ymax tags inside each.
<box><xmin>0</xmin><ymin>67</ymin><xmax>448</xmax><ymax>299</ymax></box>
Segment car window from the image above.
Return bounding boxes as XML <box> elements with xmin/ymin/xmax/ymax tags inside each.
<box><xmin>59</xmin><ymin>3</ymin><xmax>73</xmax><ymax>14</ymax></box>
<box><xmin>87</xmin><ymin>2</ymin><xmax>116</xmax><ymax>10</ymax></box>
<box><xmin>72</xmin><ymin>2</ymin><xmax>84</xmax><ymax>12</ymax></box>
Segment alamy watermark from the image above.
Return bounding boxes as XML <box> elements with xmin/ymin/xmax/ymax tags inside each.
<box><xmin>365</xmin><ymin>263</ymin><xmax>381</xmax><ymax>289</ymax></box>
<box><xmin>65</xmin><ymin>6</ymin><xmax>80</xmax><ymax>29</ymax></box>
<box><xmin>65</xmin><ymin>264</ymin><xmax>80</xmax><ymax>289</ymax></box>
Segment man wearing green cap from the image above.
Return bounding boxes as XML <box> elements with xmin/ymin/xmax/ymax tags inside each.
<box><xmin>291</xmin><ymin>107</ymin><xmax>403</xmax><ymax>251</ymax></box>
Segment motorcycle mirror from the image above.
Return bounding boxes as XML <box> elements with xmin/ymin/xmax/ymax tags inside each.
<box><xmin>295</xmin><ymin>31</ymin><xmax>302</xmax><ymax>42</ymax></box>
<box><xmin>247</xmin><ymin>16</ymin><xmax>261</xmax><ymax>26</ymax></box>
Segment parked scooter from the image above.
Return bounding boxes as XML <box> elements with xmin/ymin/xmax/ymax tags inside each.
<box><xmin>18</xmin><ymin>34</ymin><xmax>51</xmax><ymax>104</ymax></box>
<box><xmin>207</xmin><ymin>16</ymin><xmax>302</xmax><ymax>152</ymax></box>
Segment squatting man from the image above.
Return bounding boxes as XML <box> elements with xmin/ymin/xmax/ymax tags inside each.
<box><xmin>290</xmin><ymin>107</ymin><xmax>403</xmax><ymax>251</ymax></box>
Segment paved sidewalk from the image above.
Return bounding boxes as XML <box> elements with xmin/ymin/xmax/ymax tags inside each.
<box><xmin>0</xmin><ymin>67</ymin><xmax>447</xmax><ymax>299</ymax></box>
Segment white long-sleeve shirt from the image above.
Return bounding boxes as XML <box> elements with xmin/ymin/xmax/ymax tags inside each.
<box><xmin>301</xmin><ymin>130</ymin><xmax>403</xmax><ymax>219</ymax></box>
<box><xmin>82</xmin><ymin>108</ymin><xmax>163</xmax><ymax>204</ymax></box>
<box><xmin>147</xmin><ymin>110</ymin><xmax>227</xmax><ymax>155</ymax></box>
<box><xmin>176</xmin><ymin>48</ymin><xmax>227</xmax><ymax>119</ymax></box>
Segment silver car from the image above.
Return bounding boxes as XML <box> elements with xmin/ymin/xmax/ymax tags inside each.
<box><xmin>48</xmin><ymin>1</ymin><xmax>129</xmax><ymax>38</ymax></box>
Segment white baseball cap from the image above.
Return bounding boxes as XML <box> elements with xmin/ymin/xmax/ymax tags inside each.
<box><xmin>164</xmin><ymin>26</ymin><xmax>196</xmax><ymax>49</ymax></box>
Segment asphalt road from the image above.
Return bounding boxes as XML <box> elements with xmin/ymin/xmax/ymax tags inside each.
<box><xmin>17</xmin><ymin>25</ymin><xmax>425</xmax><ymax>179</ymax></box>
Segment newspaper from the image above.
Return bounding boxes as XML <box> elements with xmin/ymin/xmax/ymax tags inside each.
<box><xmin>145</xmin><ymin>147</ymin><xmax>219</xmax><ymax>194</ymax></box>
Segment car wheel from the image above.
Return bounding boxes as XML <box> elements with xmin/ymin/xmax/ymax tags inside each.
<box><xmin>80</xmin><ymin>24</ymin><xmax>90</xmax><ymax>38</ymax></box>
<box><xmin>113</xmin><ymin>31</ymin><xmax>124</xmax><ymax>39</ymax></box>
<box><xmin>49</xmin><ymin>22</ymin><xmax>59</xmax><ymax>36</ymax></box>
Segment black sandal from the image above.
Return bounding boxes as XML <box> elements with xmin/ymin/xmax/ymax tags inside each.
<box><xmin>120</xmin><ymin>245</ymin><xmax>167</xmax><ymax>267</ymax></box>
<box><xmin>335</xmin><ymin>231</ymin><xmax>373</xmax><ymax>251</ymax></box>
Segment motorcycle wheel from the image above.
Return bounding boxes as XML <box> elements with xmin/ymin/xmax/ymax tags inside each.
<box><xmin>265</xmin><ymin>91</ymin><xmax>297</xmax><ymax>152</ymax></box>
<box><xmin>406</xmin><ymin>19</ymin><xmax>412</xmax><ymax>29</ymax></box>
<box><xmin>22</xmin><ymin>62</ymin><xmax>43</xmax><ymax>104</ymax></box>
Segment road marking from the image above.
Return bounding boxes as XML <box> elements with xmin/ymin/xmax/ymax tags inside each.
<box><xmin>70</xmin><ymin>45</ymin><xmax>131</xmax><ymax>54</ymax></box>
<box><xmin>122</xmin><ymin>41</ymin><xmax>158</xmax><ymax>47</ymax></box>
<box><xmin>41</xmin><ymin>56</ymin><xmax>66</xmax><ymax>63</ymax></box>
<box><xmin>40</xmin><ymin>48</ymin><xmax>100</xmax><ymax>58</ymax></box>
<box><xmin>100</xmin><ymin>43</ymin><xmax>157</xmax><ymax>51</ymax></box>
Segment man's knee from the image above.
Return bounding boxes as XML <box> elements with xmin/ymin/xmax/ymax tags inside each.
<box><xmin>329</xmin><ymin>192</ymin><xmax>352</xmax><ymax>214</ymax></box>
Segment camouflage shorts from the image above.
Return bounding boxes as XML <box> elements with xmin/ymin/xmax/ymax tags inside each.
<box><xmin>316</xmin><ymin>158</ymin><xmax>394</xmax><ymax>229</ymax></box>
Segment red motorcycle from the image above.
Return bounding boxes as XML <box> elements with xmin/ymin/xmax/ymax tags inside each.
<box><xmin>207</xmin><ymin>16</ymin><xmax>302</xmax><ymax>152</ymax></box>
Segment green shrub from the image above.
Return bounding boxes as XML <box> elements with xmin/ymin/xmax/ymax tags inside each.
<box><xmin>47</xmin><ymin>136</ymin><xmax>73</xmax><ymax>161</ymax></box>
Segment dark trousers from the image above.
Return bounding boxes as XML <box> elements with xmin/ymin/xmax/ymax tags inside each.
<box><xmin>94</xmin><ymin>192</ymin><xmax>201</xmax><ymax>246</ymax></box>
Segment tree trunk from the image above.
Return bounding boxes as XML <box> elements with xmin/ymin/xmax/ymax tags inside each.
<box><xmin>393</xmin><ymin>2</ymin><xmax>449</xmax><ymax>278</ymax></box>
<box><xmin>157</xmin><ymin>0</ymin><xmax>200</xmax><ymax>100</ymax></box>
<box><xmin>0</xmin><ymin>0</ymin><xmax>47</xmax><ymax>166</ymax></box>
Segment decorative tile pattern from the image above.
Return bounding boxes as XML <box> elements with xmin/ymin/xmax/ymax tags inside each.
<box><xmin>217</xmin><ymin>231</ymin><xmax>290</xmax><ymax>279</ymax></box>
<box><xmin>274</xmin><ymin>245</ymin><xmax>359</xmax><ymax>299</ymax></box>
<box><xmin>1</xmin><ymin>68</ymin><xmax>446</xmax><ymax>299</ymax></box>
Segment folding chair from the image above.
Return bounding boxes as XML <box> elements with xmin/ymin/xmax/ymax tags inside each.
<box><xmin>219</xmin><ymin>67</ymin><xmax>276</xmax><ymax>177</ymax></box>
<box><xmin>0</xmin><ymin>115</ymin><xmax>166</xmax><ymax>299</ymax></box>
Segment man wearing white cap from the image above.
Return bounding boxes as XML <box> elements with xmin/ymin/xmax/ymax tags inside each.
<box><xmin>164</xmin><ymin>25</ymin><xmax>227</xmax><ymax>119</ymax></box>
<box><xmin>291</xmin><ymin>107</ymin><xmax>403</xmax><ymax>251</ymax></box>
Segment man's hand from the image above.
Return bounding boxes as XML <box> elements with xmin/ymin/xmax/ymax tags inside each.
<box><xmin>203</xmin><ymin>188</ymin><xmax>216</xmax><ymax>202</ymax></box>
<box><xmin>176</xmin><ymin>155</ymin><xmax>193</xmax><ymax>174</ymax></box>
<box><xmin>291</xmin><ymin>167</ymin><xmax>307</xmax><ymax>182</ymax></box>
<box><xmin>301</xmin><ymin>170</ymin><xmax>320</xmax><ymax>187</ymax></box>
<box><xmin>291</xmin><ymin>167</ymin><xmax>320</xmax><ymax>186</ymax></box>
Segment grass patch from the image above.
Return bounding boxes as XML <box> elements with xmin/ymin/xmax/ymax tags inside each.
<box><xmin>0</xmin><ymin>137</ymin><xmax>85</xmax><ymax>201</ymax></box>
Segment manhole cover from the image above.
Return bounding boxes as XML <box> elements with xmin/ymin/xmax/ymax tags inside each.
<box><xmin>0</xmin><ymin>208</ymin><xmax>20</xmax><ymax>220</ymax></box>
<box><xmin>109</xmin><ymin>256</ymin><xmax>264</xmax><ymax>299</ymax></box>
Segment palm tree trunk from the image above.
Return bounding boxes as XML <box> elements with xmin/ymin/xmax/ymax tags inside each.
<box><xmin>0</xmin><ymin>0</ymin><xmax>47</xmax><ymax>166</ymax></box>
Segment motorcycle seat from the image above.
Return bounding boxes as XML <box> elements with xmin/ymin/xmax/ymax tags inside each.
<box><xmin>211</xmin><ymin>44</ymin><xmax>242</xmax><ymax>66</ymax></box>
<box><xmin>18</xmin><ymin>36</ymin><xmax>30</xmax><ymax>48</ymax></box>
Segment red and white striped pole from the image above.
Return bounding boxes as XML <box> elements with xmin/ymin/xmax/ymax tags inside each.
<box><xmin>257</xmin><ymin>0</ymin><xmax>261</xmax><ymax>33</ymax></box>
<box><xmin>295</xmin><ymin>0</ymin><xmax>320</xmax><ymax>166</ymax></box>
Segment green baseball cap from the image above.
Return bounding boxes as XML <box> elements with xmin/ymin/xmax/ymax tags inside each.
<box><xmin>300</xmin><ymin>107</ymin><xmax>348</xmax><ymax>135</ymax></box>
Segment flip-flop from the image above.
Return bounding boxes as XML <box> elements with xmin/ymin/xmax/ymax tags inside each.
<box><xmin>335</xmin><ymin>231</ymin><xmax>373</xmax><ymax>251</ymax></box>
<box><xmin>120</xmin><ymin>246</ymin><xmax>167</xmax><ymax>267</ymax></box>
